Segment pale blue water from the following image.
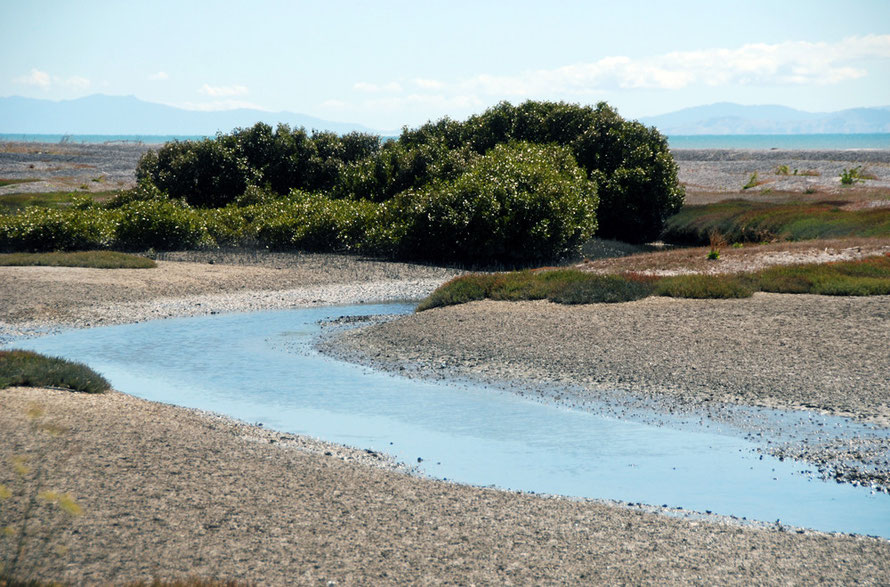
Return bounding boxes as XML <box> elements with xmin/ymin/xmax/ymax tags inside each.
<box><xmin>7</xmin><ymin>304</ymin><xmax>889</xmax><ymax>537</ymax></box>
<box><xmin>3</xmin><ymin>133</ymin><xmax>890</xmax><ymax>150</ymax></box>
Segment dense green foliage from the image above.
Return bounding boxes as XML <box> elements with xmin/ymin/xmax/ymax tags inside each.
<box><xmin>392</xmin><ymin>142</ymin><xmax>598</xmax><ymax>265</ymax></box>
<box><xmin>416</xmin><ymin>254</ymin><xmax>890</xmax><ymax>310</ymax></box>
<box><xmin>0</xmin><ymin>350</ymin><xmax>110</xmax><ymax>394</ymax></box>
<box><xmin>127</xmin><ymin>100</ymin><xmax>683</xmax><ymax>262</ymax></box>
<box><xmin>1</xmin><ymin>101</ymin><xmax>684</xmax><ymax>264</ymax></box>
<box><xmin>0</xmin><ymin>251</ymin><xmax>155</xmax><ymax>268</ymax></box>
<box><xmin>662</xmin><ymin>199</ymin><xmax>890</xmax><ymax>245</ymax></box>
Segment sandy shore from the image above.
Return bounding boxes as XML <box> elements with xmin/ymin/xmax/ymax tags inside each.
<box><xmin>1</xmin><ymin>253</ymin><xmax>890</xmax><ymax>583</ymax></box>
<box><xmin>5</xmin><ymin>386</ymin><xmax>889</xmax><ymax>585</ymax></box>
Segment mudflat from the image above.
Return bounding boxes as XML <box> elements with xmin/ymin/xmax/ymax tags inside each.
<box><xmin>2</xmin><ymin>253</ymin><xmax>890</xmax><ymax>584</ymax></box>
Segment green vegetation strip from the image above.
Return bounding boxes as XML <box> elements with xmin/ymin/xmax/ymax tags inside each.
<box><xmin>416</xmin><ymin>255</ymin><xmax>890</xmax><ymax>311</ymax></box>
<box><xmin>0</xmin><ymin>190</ymin><xmax>119</xmax><ymax>213</ymax></box>
<box><xmin>0</xmin><ymin>178</ymin><xmax>40</xmax><ymax>188</ymax></box>
<box><xmin>663</xmin><ymin>200</ymin><xmax>890</xmax><ymax>245</ymax></box>
<box><xmin>0</xmin><ymin>350</ymin><xmax>110</xmax><ymax>394</ymax></box>
<box><xmin>0</xmin><ymin>251</ymin><xmax>155</xmax><ymax>268</ymax></box>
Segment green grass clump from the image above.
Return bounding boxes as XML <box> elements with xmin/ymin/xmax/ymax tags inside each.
<box><xmin>0</xmin><ymin>251</ymin><xmax>155</xmax><ymax>269</ymax></box>
<box><xmin>548</xmin><ymin>274</ymin><xmax>654</xmax><ymax>304</ymax></box>
<box><xmin>663</xmin><ymin>200</ymin><xmax>890</xmax><ymax>245</ymax></box>
<box><xmin>0</xmin><ymin>178</ymin><xmax>40</xmax><ymax>188</ymax></box>
<box><xmin>758</xmin><ymin>255</ymin><xmax>890</xmax><ymax>295</ymax></box>
<box><xmin>415</xmin><ymin>274</ymin><xmax>494</xmax><ymax>311</ymax></box>
<box><xmin>0</xmin><ymin>191</ymin><xmax>118</xmax><ymax>214</ymax></box>
<box><xmin>0</xmin><ymin>350</ymin><xmax>110</xmax><ymax>394</ymax></box>
<box><xmin>655</xmin><ymin>274</ymin><xmax>755</xmax><ymax>299</ymax></box>
<box><xmin>417</xmin><ymin>255</ymin><xmax>890</xmax><ymax>310</ymax></box>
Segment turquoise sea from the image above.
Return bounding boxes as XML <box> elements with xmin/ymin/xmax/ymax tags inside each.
<box><xmin>2</xmin><ymin>132</ymin><xmax>890</xmax><ymax>150</ymax></box>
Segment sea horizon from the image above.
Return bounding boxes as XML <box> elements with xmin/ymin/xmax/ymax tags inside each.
<box><xmin>2</xmin><ymin>132</ymin><xmax>890</xmax><ymax>150</ymax></box>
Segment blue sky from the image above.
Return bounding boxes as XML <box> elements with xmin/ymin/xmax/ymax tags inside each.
<box><xmin>3</xmin><ymin>0</ymin><xmax>890</xmax><ymax>130</ymax></box>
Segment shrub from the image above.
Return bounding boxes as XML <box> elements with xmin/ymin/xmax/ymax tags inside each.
<box><xmin>0</xmin><ymin>207</ymin><xmax>113</xmax><ymax>252</ymax></box>
<box><xmin>402</xmin><ymin>101</ymin><xmax>684</xmax><ymax>243</ymax></box>
<box><xmin>251</xmin><ymin>192</ymin><xmax>379</xmax><ymax>252</ymax></box>
<box><xmin>136</xmin><ymin>137</ymin><xmax>258</xmax><ymax>207</ymax></box>
<box><xmin>394</xmin><ymin>142</ymin><xmax>598</xmax><ymax>266</ymax></box>
<box><xmin>415</xmin><ymin>274</ymin><xmax>493</xmax><ymax>311</ymax></box>
<box><xmin>757</xmin><ymin>255</ymin><xmax>890</xmax><ymax>295</ymax></box>
<box><xmin>113</xmin><ymin>200</ymin><xmax>213</xmax><ymax>250</ymax></box>
<box><xmin>548</xmin><ymin>274</ymin><xmax>654</xmax><ymax>304</ymax></box>
<box><xmin>655</xmin><ymin>274</ymin><xmax>755</xmax><ymax>298</ymax></box>
<box><xmin>0</xmin><ymin>350</ymin><xmax>110</xmax><ymax>394</ymax></box>
<box><xmin>840</xmin><ymin>166</ymin><xmax>865</xmax><ymax>186</ymax></box>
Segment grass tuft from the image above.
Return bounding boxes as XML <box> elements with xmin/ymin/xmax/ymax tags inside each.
<box><xmin>655</xmin><ymin>274</ymin><xmax>755</xmax><ymax>299</ymax></box>
<box><xmin>0</xmin><ymin>350</ymin><xmax>110</xmax><ymax>394</ymax></box>
<box><xmin>548</xmin><ymin>274</ymin><xmax>654</xmax><ymax>304</ymax></box>
<box><xmin>0</xmin><ymin>251</ymin><xmax>155</xmax><ymax>269</ymax></box>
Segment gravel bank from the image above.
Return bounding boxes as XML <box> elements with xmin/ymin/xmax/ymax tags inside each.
<box><xmin>673</xmin><ymin>149</ymin><xmax>890</xmax><ymax>197</ymax></box>
<box><xmin>4</xmin><ymin>386</ymin><xmax>889</xmax><ymax>585</ymax></box>
<box><xmin>323</xmin><ymin>295</ymin><xmax>890</xmax><ymax>491</ymax></box>
<box><xmin>0</xmin><ymin>141</ymin><xmax>153</xmax><ymax>194</ymax></box>
<box><xmin>0</xmin><ymin>251</ymin><xmax>461</xmax><ymax>341</ymax></box>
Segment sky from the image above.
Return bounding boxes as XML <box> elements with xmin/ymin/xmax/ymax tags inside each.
<box><xmin>2</xmin><ymin>0</ymin><xmax>890</xmax><ymax>131</ymax></box>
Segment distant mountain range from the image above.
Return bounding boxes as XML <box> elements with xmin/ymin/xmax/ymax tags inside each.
<box><xmin>639</xmin><ymin>103</ymin><xmax>890</xmax><ymax>134</ymax></box>
<box><xmin>2</xmin><ymin>95</ymin><xmax>889</xmax><ymax>137</ymax></box>
<box><xmin>0</xmin><ymin>94</ymin><xmax>381</xmax><ymax>136</ymax></box>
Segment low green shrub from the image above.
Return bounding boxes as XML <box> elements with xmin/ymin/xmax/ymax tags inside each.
<box><xmin>416</xmin><ymin>255</ymin><xmax>890</xmax><ymax>310</ymax></box>
<box><xmin>251</xmin><ymin>192</ymin><xmax>379</xmax><ymax>253</ymax></box>
<box><xmin>548</xmin><ymin>274</ymin><xmax>654</xmax><ymax>304</ymax></box>
<box><xmin>757</xmin><ymin>255</ymin><xmax>890</xmax><ymax>295</ymax></box>
<box><xmin>394</xmin><ymin>142</ymin><xmax>598</xmax><ymax>266</ymax></box>
<box><xmin>415</xmin><ymin>274</ymin><xmax>494</xmax><ymax>311</ymax></box>
<box><xmin>0</xmin><ymin>207</ymin><xmax>113</xmax><ymax>252</ymax></box>
<box><xmin>0</xmin><ymin>350</ymin><xmax>110</xmax><ymax>394</ymax></box>
<box><xmin>113</xmin><ymin>200</ymin><xmax>213</xmax><ymax>250</ymax></box>
<box><xmin>0</xmin><ymin>251</ymin><xmax>155</xmax><ymax>268</ymax></box>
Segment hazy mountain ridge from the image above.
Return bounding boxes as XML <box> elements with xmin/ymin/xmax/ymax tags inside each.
<box><xmin>640</xmin><ymin>102</ymin><xmax>890</xmax><ymax>134</ymax></box>
<box><xmin>2</xmin><ymin>95</ymin><xmax>889</xmax><ymax>136</ymax></box>
<box><xmin>0</xmin><ymin>94</ymin><xmax>381</xmax><ymax>135</ymax></box>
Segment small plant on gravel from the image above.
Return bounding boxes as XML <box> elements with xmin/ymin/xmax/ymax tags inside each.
<box><xmin>1</xmin><ymin>403</ymin><xmax>84</xmax><ymax>583</ymax></box>
<box><xmin>654</xmin><ymin>274</ymin><xmax>754</xmax><ymax>299</ymax></box>
<box><xmin>0</xmin><ymin>350</ymin><xmax>110</xmax><ymax>394</ymax></box>
<box><xmin>775</xmin><ymin>165</ymin><xmax>790</xmax><ymax>176</ymax></box>
<box><xmin>547</xmin><ymin>274</ymin><xmax>654</xmax><ymax>304</ymax></box>
<box><xmin>707</xmin><ymin>230</ymin><xmax>725</xmax><ymax>260</ymax></box>
<box><xmin>742</xmin><ymin>172</ymin><xmax>760</xmax><ymax>190</ymax></box>
<box><xmin>840</xmin><ymin>166</ymin><xmax>865</xmax><ymax>186</ymax></box>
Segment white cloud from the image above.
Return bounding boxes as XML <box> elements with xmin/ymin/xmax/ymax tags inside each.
<box><xmin>456</xmin><ymin>36</ymin><xmax>888</xmax><ymax>96</ymax></box>
<box><xmin>349</xmin><ymin>35</ymin><xmax>890</xmax><ymax>107</ymax></box>
<box><xmin>13</xmin><ymin>69</ymin><xmax>91</xmax><ymax>91</ymax></box>
<box><xmin>13</xmin><ymin>68</ymin><xmax>51</xmax><ymax>88</ymax></box>
<box><xmin>413</xmin><ymin>78</ymin><xmax>444</xmax><ymax>90</ymax></box>
<box><xmin>199</xmin><ymin>83</ymin><xmax>249</xmax><ymax>97</ymax></box>
<box><xmin>149</xmin><ymin>71</ymin><xmax>169</xmax><ymax>81</ymax></box>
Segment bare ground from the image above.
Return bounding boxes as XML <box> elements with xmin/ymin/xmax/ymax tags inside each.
<box><xmin>3</xmin><ymin>386</ymin><xmax>889</xmax><ymax>585</ymax></box>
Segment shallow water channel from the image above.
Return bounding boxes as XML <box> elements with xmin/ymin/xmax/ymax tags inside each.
<box><xmin>10</xmin><ymin>303</ymin><xmax>890</xmax><ymax>538</ymax></box>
